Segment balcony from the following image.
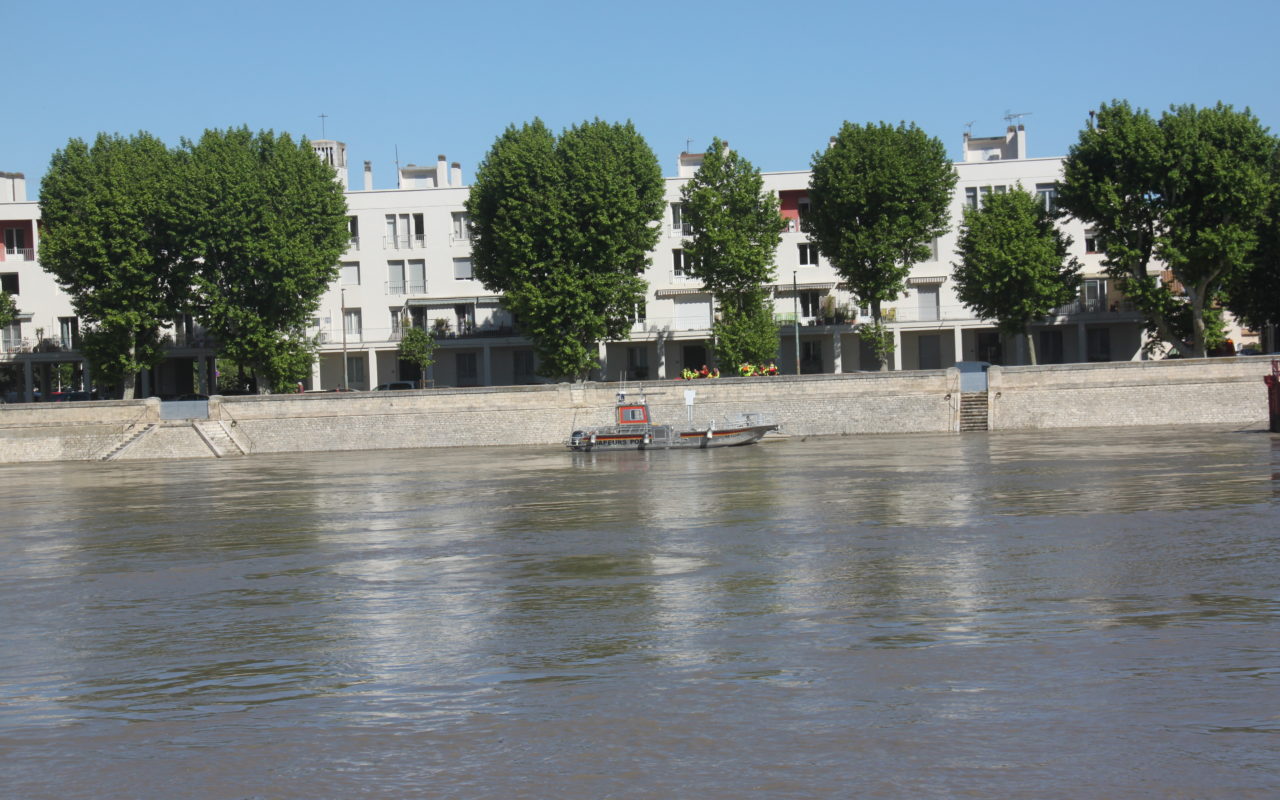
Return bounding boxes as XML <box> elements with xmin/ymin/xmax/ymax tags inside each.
<box><xmin>382</xmin><ymin>235</ymin><xmax>426</xmax><ymax>250</ymax></box>
<box><xmin>2</xmin><ymin>246</ymin><xmax>36</xmax><ymax>262</ymax></box>
<box><xmin>385</xmin><ymin>281</ymin><xmax>428</xmax><ymax>297</ymax></box>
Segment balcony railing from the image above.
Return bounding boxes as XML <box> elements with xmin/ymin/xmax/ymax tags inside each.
<box><xmin>347</xmin><ymin>236</ymin><xmax>360</xmax><ymax>251</ymax></box>
<box><xmin>449</xmin><ymin>231</ymin><xmax>472</xmax><ymax>244</ymax></box>
<box><xmin>2</xmin><ymin>247</ymin><xmax>36</xmax><ymax>261</ymax></box>
<box><xmin>384</xmin><ymin>281</ymin><xmax>427</xmax><ymax>296</ymax></box>
<box><xmin>382</xmin><ymin>235</ymin><xmax>426</xmax><ymax>250</ymax></box>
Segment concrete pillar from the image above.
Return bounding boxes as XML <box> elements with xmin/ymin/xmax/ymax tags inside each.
<box><xmin>831</xmin><ymin>331</ymin><xmax>842</xmax><ymax>374</ymax></box>
<box><xmin>141</xmin><ymin>367</ymin><xmax>151</xmax><ymax>398</ymax></box>
<box><xmin>39</xmin><ymin>363</ymin><xmax>52</xmax><ymax>397</ymax></box>
<box><xmin>82</xmin><ymin>359</ymin><xmax>92</xmax><ymax>393</ymax></box>
<box><xmin>365</xmin><ymin>346</ymin><xmax>377</xmax><ymax>389</ymax></box>
<box><xmin>197</xmin><ymin>356</ymin><xmax>209</xmax><ymax>395</ymax></box>
<box><xmin>1076</xmin><ymin>323</ymin><xmax>1087</xmax><ymax>364</ymax></box>
<box><xmin>655</xmin><ymin>336</ymin><xmax>667</xmax><ymax>379</ymax></box>
<box><xmin>482</xmin><ymin>344</ymin><xmax>493</xmax><ymax>386</ymax></box>
<box><xmin>23</xmin><ymin>359</ymin><xmax>34</xmax><ymax>402</ymax></box>
<box><xmin>892</xmin><ymin>327</ymin><xmax>903</xmax><ymax>371</ymax></box>
<box><xmin>953</xmin><ymin>327</ymin><xmax>964</xmax><ymax>365</ymax></box>
<box><xmin>597</xmin><ymin>342</ymin><xmax>608</xmax><ymax>380</ymax></box>
<box><xmin>310</xmin><ymin>357</ymin><xmax>322</xmax><ymax>390</ymax></box>
<box><xmin>1014</xmin><ymin>335</ymin><xmax>1026</xmax><ymax>365</ymax></box>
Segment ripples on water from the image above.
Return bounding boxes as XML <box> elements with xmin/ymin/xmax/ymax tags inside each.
<box><xmin>1</xmin><ymin>426</ymin><xmax>1278</xmax><ymax>798</ymax></box>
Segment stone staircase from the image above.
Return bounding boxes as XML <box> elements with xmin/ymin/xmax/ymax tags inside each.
<box><xmin>193</xmin><ymin>420</ymin><xmax>245</xmax><ymax>457</ymax></box>
<box><xmin>959</xmin><ymin>392</ymin><xmax>989</xmax><ymax>432</ymax></box>
<box><xmin>101</xmin><ymin>423</ymin><xmax>158</xmax><ymax>461</ymax></box>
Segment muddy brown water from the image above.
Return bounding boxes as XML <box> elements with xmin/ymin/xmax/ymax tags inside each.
<box><xmin>2</xmin><ymin>426</ymin><xmax>1278</xmax><ymax>798</ymax></box>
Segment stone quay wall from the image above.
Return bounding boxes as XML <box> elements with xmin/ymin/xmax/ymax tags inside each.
<box><xmin>0</xmin><ymin>357</ymin><xmax>1272</xmax><ymax>463</ymax></box>
<box><xmin>988</xmin><ymin>357</ymin><xmax>1272</xmax><ymax>431</ymax></box>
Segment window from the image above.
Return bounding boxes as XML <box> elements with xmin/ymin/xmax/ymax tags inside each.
<box><xmin>0</xmin><ymin>273</ymin><xmax>17</xmax><ymax>294</ymax></box>
<box><xmin>4</xmin><ymin>227</ymin><xmax>26</xmax><ymax>255</ymax></box>
<box><xmin>1084</xmin><ymin>230</ymin><xmax>1102</xmax><ymax>254</ymax></box>
<box><xmin>797</xmin><ymin>198</ymin><xmax>811</xmax><ymax>222</ymax></box>
<box><xmin>798</xmin><ymin>290</ymin><xmax>823</xmax><ymax>317</ymax></box>
<box><xmin>1086</xmin><ymin>328</ymin><xmax>1111</xmax><ymax>362</ymax></box>
<box><xmin>672</xmin><ymin>249</ymin><xmax>693</xmax><ymax>277</ymax></box>
<box><xmin>344</xmin><ymin>308</ymin><xmax>363</xmax><ymax>340</ymax></box>
<box><xmin>456</xmin><ymin>352</ymin><xmax>478</xmax><ymax>384</ymax></box>
<box><xmin>1035</xmin><ymin>183</ymin><xmax>1058</xmax><ymax>212</ymax></box>
<box><xmin>798</xmin><ymin>243</ymin><xmax>819</xmax><ymax>266</ymax></box>
<box><xmin>347</xmin><ymin>216</ymin><xmax>359</xmax><ymax>249</ymax></box>
<box><xmin>387</xmin><ymin>261</ymin><xmax>405</xmax><ymax>294</ymax></box>
<box><xmin>408</xmin><ymin>260</ymin><xmax>426</xmax><ymax>293</ymax></box>
<box><xmin>390</xmin><ymin>309</ymin><xmax>403</xmax><ymax>336</ymax></box>
<box><xmin>671</xmin><ymin>203</ymin><xmax>690</xmax><ymax>235</ymax></box>
<box><xmin>916</xmin><ymin>285</ymin><xmax>940</xmax><ymax>321</ymax></box>
<box><xmin>385</xmin><ymin>213</ymin><xmax>424</xmax><ymax>248</ymax></box>
<box><xmin>627</xmin><ymin>346</ymin><xmax>648</xmax><ymax>379</ymax></box>
<box><xmin>2</xmin><ymin>320</ymin><xmax>21</xmax><ymax>351</ymax></box>
<box><xmin>346</xmin><ymin>355</ymin><xmax>365</xmax><ymax>384</ymax></box>
<box><xmin>453</xmin><ymin>258</ymin><xmax>473</xmax><ymax>280</ymax></box>
<box><xmin>1039</xmin><ymin>329</ymin><xmax>1064</xmax><ymax>364</ymax></box>
<box><xmin>451</xmin><ymin>212</ymin><xmax>471</xmax><ymax>242</ymax></box>
<box><xmin>1082</xmin><ymin>278</ymin><xmax>1107</xmax><ymax>313</ymax></box>
<box><xmin>59</xmin><ymin>317</ymin><xmax>80</xmax><ymax>350</ymax></box>
<box><xmin>340</xmin><ymin>262</ymin><xmax>360</xmax><ymax>286</ymax></box>
<box><xmin>513</xmin><ymin>350</ymin><xmax>536</xmax><ymax>382</ymax></box>
<box><xmin>632</xmin><ymin>300</ymin><xmax>646</xmax><ymax>324</ymax></box>
<box><xmin>964</xmin><ymin>185</ymin><xmax>1007</xmax><ymax>209</ymax></box>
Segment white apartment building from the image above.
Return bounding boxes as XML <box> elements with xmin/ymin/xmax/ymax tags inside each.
<box><xmin>0</xmin><ymin>126</ymin><xmax>1152</xmax><ymax>400</ymax></box>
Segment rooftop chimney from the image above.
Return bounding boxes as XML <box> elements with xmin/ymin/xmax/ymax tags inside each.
<box><xmin>363</xmin><ymin>161</ymin><xmax>373</xmax><ymax>191</ymax></box>
<box><xmin>437</xmin><ymin>154</ymin><xmax>449</xmax><ymax>187</ymax></box>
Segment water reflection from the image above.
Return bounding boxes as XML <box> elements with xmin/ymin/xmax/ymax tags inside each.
<box><xmin>1</xmin><ymin>425</ymin><xmax>1278</xmax><ymax>798</ymax></box>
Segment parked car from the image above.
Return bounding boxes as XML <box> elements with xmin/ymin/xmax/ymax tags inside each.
<box><xmin>374</xmin><ymin>382</ymin><xmax>415</xmax><ymax>391</ymax></box>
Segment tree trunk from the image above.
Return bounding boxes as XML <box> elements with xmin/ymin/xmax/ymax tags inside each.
<box><xmin>120</xmin><ymin>340</ymin><xmax>136</xmax><ymax>400</ymax></box>
<box><xmin>872</xmin><ymin>300</ymin><xmax>889</xmax><ymax>372</ymax></box>
<box><xmin>1024</xmin><ymin>329</ymin><xmax>1038</xmax><ymax>366</ymax></box>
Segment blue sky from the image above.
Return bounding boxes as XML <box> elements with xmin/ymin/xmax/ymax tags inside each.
<box><xmin>7</xmin><ymin>0</ymin><xmax>1278</xmax><ymax>191</ymax></box>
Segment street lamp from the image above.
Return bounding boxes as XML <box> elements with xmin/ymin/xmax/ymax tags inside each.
<box><xmin>340</xmin><ymin>287</ymin><xmax>349</xmax><ymax>390</ymax></box>
<box><xmin>793</xmin><ymin>271</ymin><xmax>800</xmax><ymax>375</ymax></box>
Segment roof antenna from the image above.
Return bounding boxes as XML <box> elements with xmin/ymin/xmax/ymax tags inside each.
<box><xmin>964</xmin><ymin>120</ymin><xmax>976</xmax><ymax>136</ymax></box>
<box><xmin>1003</xmin><ymin>110</ymin><xmax>1031</xmax><ymax>125</ymax></box>
<box><xmin>319</xmin><ymin>112</ymin><xmax>328</xmax><ymax>139</ymax></box>
<box><xmin>685</xmin><ymin>137</ymin><xmax>693</xmax><ymax>154</ymax></box>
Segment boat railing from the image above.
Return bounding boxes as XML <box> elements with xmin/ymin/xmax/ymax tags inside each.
<box><xmin>722</xmin><ymin>411</ymin><xmax>777</xmax><ymax>428</ymax></box>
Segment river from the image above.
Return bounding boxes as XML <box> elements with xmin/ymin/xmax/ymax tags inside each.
<box><xmin>1</xmin><ymin>426</ymin><xmax>1278</xmax><ymax>798</ymax></box>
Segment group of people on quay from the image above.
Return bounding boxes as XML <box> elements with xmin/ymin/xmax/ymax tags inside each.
<box><xmin>679</xmin><ymin>363</ymin><xmax>780</xmax><ymax>380</ymax></box>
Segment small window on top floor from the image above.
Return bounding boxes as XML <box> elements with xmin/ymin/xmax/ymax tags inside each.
<box><xmin>1085</xmin><ymin>230</ymin><xmax>1102</xmax><ymax>254</ymax></box>
<box><xmin>798</xmin><ymin>243</ymin><xmax>819</xmax><ymax>266</ymax></box>
<box><xmin>1035</xmin><ymin>183</ymin><xmax>1058</xmax><ymax>212</ymax></box>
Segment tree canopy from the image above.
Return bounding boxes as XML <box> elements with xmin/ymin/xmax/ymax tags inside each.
<box><xmin>397</xmin><ymin>325</ymin><xmax>437</xmax><ymax>388</ymax></box>
<box><xmin>0</xmin><ymin>291</ymin><xmax>15</xmax><ymax>330</ymax></box>
<box><xmin>39</xmin><ymin>132</ymin><xmax>184</xmax><ymax>397</ymax></box>
<box><xmin>680</xmin><ymin>137</ymin><xmax>784</xmax><ymax>367</ymax></box>
<box><xmin>953</xmin><ymin>187</ymin><xmax>1081</xmax><ymax>365</ymax></box>
<box><xmin>176</xmin><ymin>127</ymin><xmax>349</xmax><ymax>392</ymax></box>
<box><xmin>1057</xmin><ymin>101</ymin><xmax>1278</xmax><ymax>357</ymax></box>
<box><xmin>466</xmin><ymin>118</ymin><xmax>664</xmax><ymax>380</ymax></box>
<box><xmin>39</xmin><ymin>127</ymin><xmax>348</xmax><ymax>395</ymax></box>
<box><xmin>805</xmin><ymin>121</ymin><xmax>955</xmax><ymax>369</ymax></box>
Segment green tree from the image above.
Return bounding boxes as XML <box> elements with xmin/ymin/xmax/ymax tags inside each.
<box><xmin>1057</xmin><ymin>101</ymin><xmax>1277</xmax><ymax>357</ymax></box>
<box><xmin>953</xmin><ymin>187</ymin><xmax>1081</xmax><ymax>365</ymax></box>
<box><xmin>397</xmin><ymin>325</ymin><xmax>437</xmax><ymax>388</ymax></box>
<box><xmin>39</xmin><ymin>132</ymin><xmax>183</xmax><ymax>398</ymax></box>
<box><xmin>1226</xmin><ymin>145</ymin><xmax>1280</xmax><ymax>348</ymax></box>
<box><xmin>805</xmin><ymin>121</ymin><xmax>956</xmax><ymax>370</ymax></box>
<box><xmin>680</xmin><ymin>137</ymin><xmax>784</xmax><ymax>367</ymax></box>
<box><xmin>467</xmin><ymin>118</ymin><xmax>664</xmax><ymax>380</ymax></box>
<box><xmin>0</xmin><ymin>291</ymin><xmax>15</xmax><ymax>329</ymax></box>
<box><xmin>177</xmin><ymin>127</ymin><xmax>349</xmax><ymax>392</ymax></box>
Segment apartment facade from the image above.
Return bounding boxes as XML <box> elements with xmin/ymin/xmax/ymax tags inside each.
<box><xmin>0</xmin><ymin>126</ymin><xmax>1154</xmax><ymax>400</ymax></box>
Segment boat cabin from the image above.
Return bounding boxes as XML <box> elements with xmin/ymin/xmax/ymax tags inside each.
<box><xmin>617</xmin><ymin>403</ymin><xmax>650</xmax><ymax>425</ymax></box>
